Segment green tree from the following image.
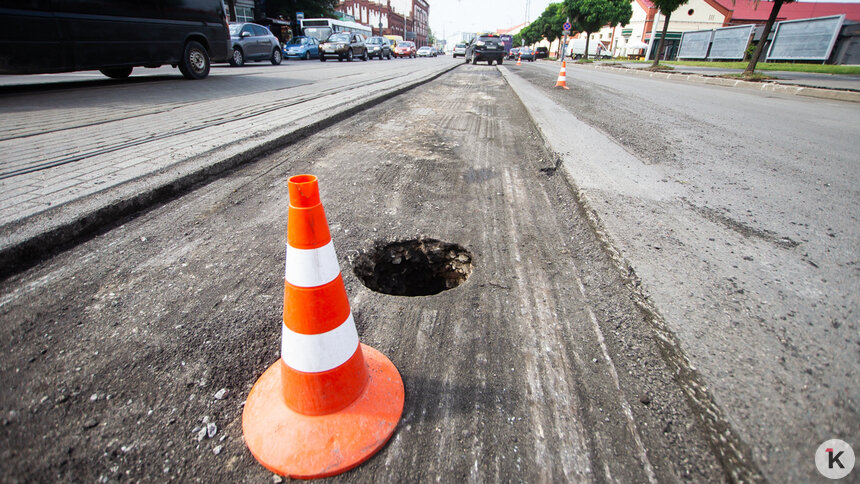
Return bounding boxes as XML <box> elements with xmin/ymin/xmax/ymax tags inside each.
<box><xmin>647</xmin><ymin>0</ymin><xmax>687</xmax><ymax>66</ymax></box>
<box><xmin>743</xmin><ymin>0</ymin><xmax>795</xmax><ymax>75</ymax></box>
<box><xmin>565</xmin><ymin>0</ymin><xmax>632</xmax><ymax>60</ymax></box>
<box><xmin>262</xmin><ymin>0</ymin><xmax>339</xmax><ymax>25</ymax></box>
<box><xmin>528</xmin><ymin>3</ymin><xmax>567</xmax><ymax>46</ymax></box>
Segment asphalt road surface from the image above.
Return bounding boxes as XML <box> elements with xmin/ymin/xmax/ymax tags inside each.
<box><xmin>504</xmin><ymin>60</ymin><xmax>860</xmax><ymax>483</ymax></box>
<box><xmin>0</xmin><ymin>65</ymin><xmax>727</xmax><ymax>481</ymax></box>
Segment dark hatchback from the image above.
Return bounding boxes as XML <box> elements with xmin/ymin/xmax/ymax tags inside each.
<box><xmin>465</xmin><ymin>33</ymin><xmax>505</xmax><ymax>65</ymax></box>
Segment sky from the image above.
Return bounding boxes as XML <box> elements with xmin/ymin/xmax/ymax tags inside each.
<box><xmin>427</xmin><ymin>0</ymin><xmax>554</xmax><ymax>38</ymax></box>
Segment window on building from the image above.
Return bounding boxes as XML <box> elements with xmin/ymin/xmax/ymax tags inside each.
<box><xmin>236</xmin><ymin>7</ymin><xmax>253</xmax><ymax>22</ymax></box>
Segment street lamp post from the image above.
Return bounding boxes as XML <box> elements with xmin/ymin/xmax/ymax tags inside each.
<box><xmin>379</xmin><ymin>20</ymin><xmax>383</xmax><ymax>37</ymax></box>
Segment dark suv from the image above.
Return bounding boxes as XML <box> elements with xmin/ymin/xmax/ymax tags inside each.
<box><xmin>365</xmin><ymin>36</ymin><xmax>392</xmax><ymax>59</ymax></box>
<box><xmin>465</xmin><ymin>34</ymin><xmax>505</xmax><ymax>65</ymax></box>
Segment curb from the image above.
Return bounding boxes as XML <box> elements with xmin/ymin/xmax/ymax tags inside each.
<box><xmin>581</xmin><ymin>63</ymin><xmax>860</xmax><ymax>103</ymax></box>
<box><xmin>0</xmin><ymin>63</ymin><xmax>460</xmax><ymax>280</ymax></box>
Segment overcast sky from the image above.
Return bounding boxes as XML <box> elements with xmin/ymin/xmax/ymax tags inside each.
<box><xmin>425</xmin><ymin>0</ymin><xmax>554</xmax><ymax>38</ymax></box>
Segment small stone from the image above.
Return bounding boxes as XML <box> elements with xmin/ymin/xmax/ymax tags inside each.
<box><xmin>214</xmin><ymin>389</ymin><xmax>227</xmax><ymax>400</ymax></box>
<box><xmin>196</xmin><ymin>427</ymin><xmax>207</xmax><ymax>442</ymax></box>
<box><xmin>55</xmin><ymin>394</ymin><xmax>69</xmax><ymax>404</ymax></box>
<box><xmin>207</xmin><ymin>422</ymin><xmax>217</xmax><ymax>438</ymax></box>
<box><xmin>202</xmin><ymin>415</ymin><xmax>210</xmax><ymax>424</ymax></box>
<box><xmin>213</xmin><ymin>445</ymin><xmax>222</xmax><ymax>455</ymax></box>
<box><xmin>83</xmin><ymin>418</ymin><xmax>98</xmax><ymax>429</ymax></box>
<box><xmin>90</xmin><ymin>393</ymin><xmax>98</xmax><ymax>402</ymax></box>
<box><xmin>272</xmin><ymin>475</ymin><xmax>284</xmax><ymax>483</ymax></box>
<box><xmin>640</xmin><ymin>394</ymin><xmax>652</xmax><ymax>405</ymax></box>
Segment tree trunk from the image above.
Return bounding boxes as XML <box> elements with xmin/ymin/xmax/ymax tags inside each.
<box><xmin>744</xmin><ymin>0</ymin><xmax>784</xmax><ymax>75</ymax></box>
<box><xmin>584</xmin><ymin>34</ymin><xmax>591</xmax><ymax>60</ymax></box>
<box><xmin>651</xmin><ymin>11</ymin><xmax>671</xmax><ymax>67</ymax></box>
<box><xmin>225</xmin><ymin>0</ymin><xmax>236</xmax><ymax>22</ymax></box>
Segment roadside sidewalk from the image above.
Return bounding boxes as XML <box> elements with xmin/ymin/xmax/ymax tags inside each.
<box><xmin>542</xmin><ymin>59</ymin><xmax>860</xmax><ymax>102</ymax></box>
<box><xmin>0</xmin><ymin>63</ymin><xmax>458</xmax><ymax>278</ymax></box>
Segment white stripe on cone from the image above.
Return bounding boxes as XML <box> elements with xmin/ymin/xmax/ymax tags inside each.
<box><xmin>285</xmin><ymin>240</ymin><xmax>341</xmax><ymax>288</ymax></box>
<box><xmin>281</xmin><ymin>313</ymin><xmax>360</xmax><ymax>373</ymax></box>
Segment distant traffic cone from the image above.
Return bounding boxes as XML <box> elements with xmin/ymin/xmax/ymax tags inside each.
<box><xmin>555</xmin><ymin>61</ymin><xmax>569</xmax><ymax>89</ymax></box>
<box><xmin>242</xmin><ymin>174</ymin><xmax>404</xmax><ymax>479</ymax></box>
<box><xmin>516</xmin><ymin>53</ymin><xmax>522</xmax><ymax>66</ymax></box>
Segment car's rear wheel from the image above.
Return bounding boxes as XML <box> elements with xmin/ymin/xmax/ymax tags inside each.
<box><xmin>346</xmin><ymin>49</ymin><xmax>354</xmax><ymax>62</ymax></box>
<box><xmin>271</xmin><ymin>48</ymin><xmax>282</xmax><ymax>65</ymax></box>
<box><xmin>497</xmin><ymin>58</ymin><xmax>503</xmax><ymax>65</ymax></box>
<box><xmin>362</xmin><ymin>49</ymin><xmax>368</xmax><ymax>61</ymax></box>
<box><xmin>230</xmin><ymin>47</ymin><xmax>244</xmax><ymax>67</ymax></box>
<box><xmin>179</xmin><ymin>41</ymin><xmax>210</xmax><ymax>79</ymax></box>
<box><xmin>320</xmin><ymin>54</ymin><xmax>326</xmax><ymax>62</ymax></box>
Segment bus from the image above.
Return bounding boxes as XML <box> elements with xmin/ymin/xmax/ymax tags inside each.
<box><xmin>0</xmin><ymin>0</ymin><xmax>230</xmax><ymax>80</ymax></box>
<box><xmin>299</xmin><ymin>18</ymin><xmax>373</xmax><ymax>42</ymax></box>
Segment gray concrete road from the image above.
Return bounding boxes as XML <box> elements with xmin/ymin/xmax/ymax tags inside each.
<box><xmin>0</xmin><ymin>57</ymin><xmax>458</xmax><ymax>277</ymax></box>
<box><xmin>0</xmin><ymin>66</ymin><xmax>725</xmax><ymax>482</ymax></box>
<box><xmin>502</xmin><ymin>60</ymin><xmax>860</xmax><ymax>483</ymax></box>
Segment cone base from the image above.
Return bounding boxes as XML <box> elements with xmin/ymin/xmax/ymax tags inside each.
<box><xmin>242</xmin><ymin>343</ymin><xmax>404</xmax><ymax>479</ymax></box>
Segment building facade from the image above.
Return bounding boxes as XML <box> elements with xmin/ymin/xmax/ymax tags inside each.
<box><xmin>336</xmin><ymin>0</ymin><xmax>429</xmax><ymax>46</ymax></box>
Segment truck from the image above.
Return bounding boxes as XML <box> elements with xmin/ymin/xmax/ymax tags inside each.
<box><xmin>565</xmin><ymin>39</ymin><xmax>611</xmax><ymax>59</ymax></box>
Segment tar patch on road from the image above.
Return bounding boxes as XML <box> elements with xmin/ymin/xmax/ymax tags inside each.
<box><xmin>0</xmin><ymin>66</ymin><xmax>724</xmax><ymax>482</ymax></box>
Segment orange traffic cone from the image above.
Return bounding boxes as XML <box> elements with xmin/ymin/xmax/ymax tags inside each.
<box><xmin>242</xmin><ymin>174</ymin><xmax>404</xmax><ymax>479</ymax></box>
<box><xmin>555</xmin><ymin>61</ymin><xmax>569</xmax><ymax>89</ymax></box>
<box><xmin>516</xmin><ymin>53</ymin><xmax>522</xmax><ymax>66</ymax></box>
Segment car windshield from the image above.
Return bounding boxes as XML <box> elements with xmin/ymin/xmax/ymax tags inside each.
<box><xmin>456</xmin><ymin>43</ymin><xmax>466</xmax><ymax>48</ymax></box>
<box><xmin>418</xmin><ymin>47</ymin><xmax>430</xmax><ymax>50</ymax></box>
<box><xmin>288</xmin><ymin>38</ymin><xmax>308</xmax><ymax>45</ymax></box>
<box><xmin>327</xmin><ymin>33</ymin><xmax>350</xmax><ymax>43</ymax></box>
<box><xmin>228</xmin><ymin>24</ymin><xmax>243</xmax><ymax>35</ymax></box>
<box><xmin>402</xmin><ymin>42</ymin><xmax>414</xmax><ymax>47</ymax></box>
<box><xmin>479</xmin><ymin>36</ymin><xmax>498</xmax><ymax>42</ymax></box>
<box><xmin>367</xmin><ymin>38</ymin><xmax>382</xmax><ymax>44</ymax></box>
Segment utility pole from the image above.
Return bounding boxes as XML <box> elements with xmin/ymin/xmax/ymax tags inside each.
<box><xmin>645</xmin><ymin>10</ymin><xmax>660</xmax><ymax>61</ymax></box>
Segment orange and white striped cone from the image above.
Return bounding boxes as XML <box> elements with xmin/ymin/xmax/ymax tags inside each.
<box><xmin>516</xmin><ymin>53</ymin><xmax>522</xmax><ymax>66</ymax></box>
<box><xmin>555</xmin><ymin>61</ymin><xmax>569</xmax><ymax>89</ymax></box>
<box><xmin>242</xmin><ymin>174</ymin><xmax>404</xmax><ymax>479</ymax></box>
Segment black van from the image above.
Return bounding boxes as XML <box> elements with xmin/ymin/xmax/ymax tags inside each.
<box><xmin>0</xmin><ymin>0</ymin><xmax>230</xmax><ymax>79</ymax></box>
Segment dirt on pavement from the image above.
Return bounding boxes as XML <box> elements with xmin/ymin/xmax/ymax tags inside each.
<box><xmin>1</xmin><ymin>66</ymin><xmax>725</xmax><ymax>482</ymax></box>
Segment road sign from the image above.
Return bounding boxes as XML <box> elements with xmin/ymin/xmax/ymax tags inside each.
<box><xmin>563</xmin><ymin>21</ymin><xmax>572</xmax><ymax>31</ymax></box>
<box><xmin>563</xmin><ymin>30</ymin><xmax>571</xmax><ymax>36</ymax></box>
<box><xmin>296</xmin><ymin>12</ymin><xmax>304</xmax><ymax>20</ymax></box>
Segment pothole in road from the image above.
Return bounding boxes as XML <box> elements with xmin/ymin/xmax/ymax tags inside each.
<box><xmin>353</xmin><ymin>239</ymin><xmax>473</xmax><ymax>296</ymax></box>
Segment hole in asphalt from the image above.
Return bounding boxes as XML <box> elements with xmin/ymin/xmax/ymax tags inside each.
<box><xmin>353</xmin><ymin>238</ymin><xmax>473</xmax><ymax>296</ymax></box>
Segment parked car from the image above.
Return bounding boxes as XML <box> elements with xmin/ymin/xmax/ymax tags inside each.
<box><xmin>319</xmin><ymin>32</ymin><xmax>368</xmax><ymax>62</ymax></box>
<box><xmin>508</xmin><ymin>47</ymin><xmax>520</xmax><ymax>60</ymax></box>
<box><xmin>283</xmin><ymin>36</ymin><xmax>319</xmax><ymax>60</ymax></box>
<box><xmin>518</xmin><ymin>47</ymin><xmax>536</xmax><ymax>61</ymax></box>
<box><xmin>365</xmin><ymin>36</ymin><xmax>392</xmax><ymax>59</ymax></box>
<box><xmin>465</xmin><ymin>33</ymin><xmax>505</xmax><ymax>65</ymax></box>
<box><xmin>229</xmin><ymin>22</ymin><xmax>282</xmax><ymax>66</ymax></box>
<box><xmin>452</xmin><ymin>43</ymin><xmax>467</xmax><ymax>58</ymax></box>
<box><xmin>417</xmin><ymin>46</ymin><xmax>436</xmax><ymax>57</ymax></box>
<box><xmin>535</xmin><ymin>46</ymin><xmax>549</xmax><ymax>59</ymax></box>
<box><xmin>393</xmin><ymin>41</ymin><xmax>416</xmax><ymax>58</ymax></box>
<box><xmin>0</xmin><ymin>0</ymin><xmax>229</xmax><ymax>80</ymax></box>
